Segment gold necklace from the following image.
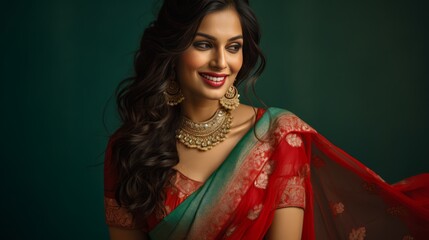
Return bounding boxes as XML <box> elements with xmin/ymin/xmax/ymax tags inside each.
<box><xmin>176</xmin><ymin>108</ymin><xmax>232</xmax><ymax>151</ymax></box>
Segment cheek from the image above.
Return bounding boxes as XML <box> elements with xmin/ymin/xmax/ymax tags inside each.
<box><xmin>230</xmin><ymin>54</ymin><xmax>243</xmax><ymax>73</ymax></box>
<box><xmin>179</xmin><ymin>50</ymin><xmax>207</xmax><ymax>74</ymax></box>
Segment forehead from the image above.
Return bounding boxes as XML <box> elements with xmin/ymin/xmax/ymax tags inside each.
<box><xmin>196</xmin><ymin>8</ymin><xmax>242</xmax><ymax>38</ymax></box>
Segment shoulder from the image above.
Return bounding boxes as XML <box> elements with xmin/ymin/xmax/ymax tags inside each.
<box><xmin>269</xmin><ymin>107</ymin><xmax>316</xmax><ymax>133</ymax></box>
<box><xmin>258</xmin><ymin>107</ymin><xmax>317</xmax><ymax>140</ymax></box>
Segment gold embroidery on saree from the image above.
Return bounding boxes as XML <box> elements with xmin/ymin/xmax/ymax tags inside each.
<box><xmin>386</xmin><ymin>206</ymin><xmax>407</xmax><ymax>217</ymax></box>
<box><xmin>349</xmin><ymin>227</ymin><xmax>366</xmax><ymax>240</ymax></box>
<box><xmin>189</xmin><ymin>113</ymin><xmax>315</xmax><ymax>238</ymax></box>
<box><xmin>225</xmin><ymin>225</ymin><xmax>237</xmax><ymax>237</ymax></box>
<box><xmin>362</xmin><ymin>181</ymin><xmax>379</xmax><ymax>194</ymax></box>
<box><xmin>104</xmin><ymin>197</ymin><xmax>136</xmax><ymax>229</ymax></box>
<box><xmin>286</xmin><ymin>133</ymin><xmax>303</xmax><ymax>147</ymax></box>
<box><xmin>247</xmin><ymin>204</ymin><xmax>264</xmax><ymax>220</ymax></box>
<box><xmin>330</xmin><ymin>202</ymin><xmax>345</xmax><ymax>216</ymax></box>
<box><xmin>195</xmin><ymin>140</ymin><xmax>273</xmax><ymax>237</ymax></box>
<box><xmin>278</xmin><ymin>176</ymin><xmax>306</xmax><ymax>208</ymax></box>
<box><xmin>172</xmin><ymin>170</ymin><xmax>203</xmax><ymax>199</ymax></box>
<box><xmin>273</xmin><ymin>114</ymin><xmax>316</xmax><ymax>141</ymax></box>
<box><xmin>254</xmin><ymin>160</ymin><xmax>275</xmax><ymax>189</ymax></box>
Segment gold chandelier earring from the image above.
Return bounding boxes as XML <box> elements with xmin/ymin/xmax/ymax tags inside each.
<box><xmin>164</xmin><ymin>80</ymin><xmax>184</xmax><ymax>106</ymax></box>
<box><xmin>220</xmin><ymin>85</ymin><xmax>240</xmax><ymax>110</ymax></box>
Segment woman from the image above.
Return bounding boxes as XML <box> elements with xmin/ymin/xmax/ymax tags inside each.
<box><xmin>104</xmin><ymin>0</ymin><xmax>429</xmax><ymax>239</ymax></box>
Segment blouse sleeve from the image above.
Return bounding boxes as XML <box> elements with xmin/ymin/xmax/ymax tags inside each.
<box><xmin>275</xmin><ymin>133</ymin><xmax>310</xmax><ymax>210</ymax></box>
<box><xmin>104</xmin><ymin>137</ymin><xmax>143</xmax><ymax>230</ymax></box>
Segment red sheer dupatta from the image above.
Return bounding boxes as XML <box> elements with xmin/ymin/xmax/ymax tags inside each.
<box><xmin>310</xmin><ymin>133</ymin><xmax>429</xmax><ymax>239</ymax></box>
<box><xmin>191</xmin><ymin>108</ymin><xmax>429</xmax><ymax>239</ymax></box>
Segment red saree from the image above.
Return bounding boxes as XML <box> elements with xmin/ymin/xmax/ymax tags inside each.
<box><xmin>104</xmin><ymin>107</ymin><xmax>429</xmax><ymax>239</ymax></box>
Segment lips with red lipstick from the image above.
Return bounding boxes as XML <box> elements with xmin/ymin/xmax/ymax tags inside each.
<box><xmin>199</xmin><ymin>72</ymin><xmax>229</xmax><ymax>88</ymax></box>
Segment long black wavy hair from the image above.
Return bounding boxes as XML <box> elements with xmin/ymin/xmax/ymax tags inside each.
<box><xmin>111</xmin><ymin>0</ymin><xmax>266</xmax><ymax>219</ymax></box>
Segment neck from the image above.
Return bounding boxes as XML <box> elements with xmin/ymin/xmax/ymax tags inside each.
<box><xmin>180</xmin><ymin>100</ymin><xmax>221</xmax><ymax>122</ymax></box>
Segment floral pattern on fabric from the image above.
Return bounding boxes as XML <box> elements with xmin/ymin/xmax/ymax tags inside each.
<box><xmin>251</xmin><ymin>143</ymin><xmax>273</xmax><ymax>171</ymax></box>
<box><xmin>362</xmin><ymin>181</ymin><xmax>379</xmax><ymax>194</ymax></box>
<box><xmin>277</xmin><ymin>176</ymin><xmax>306</xmax><ymax>209</ymax></box>
<box><xmin>247</xmin><ymin>204</ymin><xmax>264</xmax><ymax>220</ymax></box>
<box><xmin>349</xmin><ymin>227</ymin><xmax>366</xmax><ymax>240</ymax></box>
<box><xmin>104</xmin><ymin>197</ymin><xmax>136</xmax><ymax>230</ymax></box>
<box><xmin>171</xmin><ymin>170</ymin><xmax>203</xmax><ymax>199</ymax></box>
<box><xmin>225</xmin><ymin>225</ymin><xmax>237</xmax><ymax>237</ymax></box>
<box><xmin>386</xmin><ymin>206</ymin><xmax>407</xmax><ymax>217</ymax></box>
<box><xmin>286</xmin><ymin>133</ymin><xmax>303</xmax><ymax>147</ymax></box>
<box><xmin>190</xmin><ymin>120</ymin><xmax>290</xmax><ymax>238</ymax></box>
<box><xmin>330</xmin><ymin>202</ymin><xmax>345</xmax><ymax>216</ymax></box>
<box><xmin>254</xmin><ymin>160</ymin><xmax>275</xmax><ymax>189</ymax></box>
<box><xmin>273</xmin><ymin>114</ymin><xmax>316</xmax><ymax>141</ymax></box>
<box><xmin>145</xmin><ymin>171</ymin><xmax>205</xmax><ymax>230</ymax></box>
<box><xmin>187</xmin><ymin>112</ymin><xmax>317</xmax><ymax>238</ymax></box>
<box><xmin>105</xmin><ymin>108</ymin><xmax>429</xmax><ymax>240</ymax></box>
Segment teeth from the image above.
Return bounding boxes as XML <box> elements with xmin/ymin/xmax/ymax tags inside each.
<box><xmin>201</xmin><ymin>74</ymin><xmax>225</xmax><ymax>82</ymax></box>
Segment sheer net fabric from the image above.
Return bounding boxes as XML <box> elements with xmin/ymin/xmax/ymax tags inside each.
<box><xmin>310</xmin><ymin>134</ymin><xmax>429</xmax><ymax>239</ymax></box>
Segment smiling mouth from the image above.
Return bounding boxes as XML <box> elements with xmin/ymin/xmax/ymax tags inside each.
<box><xmin>199</xmin><ymin>72</ymin><xmax>228</xmax><ymax>87</ymax></box>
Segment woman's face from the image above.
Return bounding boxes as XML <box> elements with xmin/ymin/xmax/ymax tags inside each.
<box><xmin>176</xmin><ymin>7</ymin><xmax>243</xmax><ymax>104</ymax></box>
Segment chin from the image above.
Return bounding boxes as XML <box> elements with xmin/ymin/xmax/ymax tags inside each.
<box><xmin>204</xmin><ymin>94</ymin><xmax>225</xmax><ymax>101</ymax></box>
<box><xmin>204</xmin><ymin>89</ymin><xmax>229</xmax><ymax>100</ymax></box>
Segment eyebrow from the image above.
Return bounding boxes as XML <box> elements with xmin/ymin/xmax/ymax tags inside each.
<box><xmin>195</xmin><ymin>32</ymin><xmax>243</xmax><ymax>41</ymax></box>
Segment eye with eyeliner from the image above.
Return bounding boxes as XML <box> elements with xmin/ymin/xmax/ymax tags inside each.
<box><xmin>193</xmin><ymin>41</ymin><xmax>212</xmax><ymax>50</ymax></box>
<box><xmin>193</xmin><ymin>41</ymin><xmax>242</xmax><ymax>53</ymax></box>
<box><xmin>227</xmin><ymin>43</ymin><xmax>242</xmax><ymax>53</ymax></box>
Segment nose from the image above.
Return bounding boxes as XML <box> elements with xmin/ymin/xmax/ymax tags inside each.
<box><xmin>210</xmin><ymin>48</ymin><xmax>227</xmax><ymax>70</ymax></box>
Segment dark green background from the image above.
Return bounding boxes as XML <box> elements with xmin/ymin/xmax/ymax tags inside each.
<box><xmin>2</xmin><ymin>0</ymin><xmax>428</xmax><ymax>239</ymax></box>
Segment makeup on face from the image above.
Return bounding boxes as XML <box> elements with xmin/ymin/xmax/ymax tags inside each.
<box><xmin>175</xmin><ymin>8</ymin><xmax>243</xmax><ymax>103</ymax></box>
<box><xmin>198</xmin><ymin>72</ymin><xmax>229</xmax><ymax>88</ymax></box>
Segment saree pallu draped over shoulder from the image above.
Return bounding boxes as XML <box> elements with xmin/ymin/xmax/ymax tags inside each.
<box><xmin>148</xmin><ymin>108</ymin><xmax>429</xmax><ymax>240</ymax></box>
<box><xmin>149</xmin><ymin>107</ymin><xmax>317</xmax><ymax>239</ymax></box>
<box><xmin>104</xmin><ymin>108</ymin><xmax>429</xmax><ymax>240</ymax></box>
